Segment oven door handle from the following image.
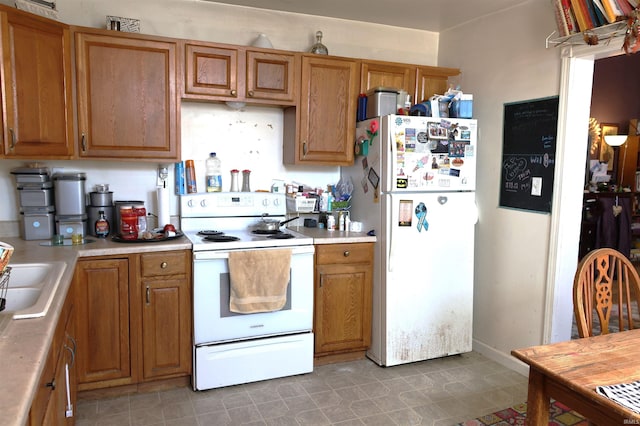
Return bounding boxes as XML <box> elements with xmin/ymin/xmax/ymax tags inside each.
<box><xmin>193</xmin><ymin>245</ymin><xmax>315</xmax><ymax>260</ymax></box>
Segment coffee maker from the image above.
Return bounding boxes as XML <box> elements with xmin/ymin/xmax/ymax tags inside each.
<box><xmin>87</xmin><ymin>184</ymin><xmax>114</xmax><ymax>237</ymax></box>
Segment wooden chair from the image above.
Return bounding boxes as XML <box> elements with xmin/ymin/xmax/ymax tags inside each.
<box><xmin>573</xmin><ymin>248</ymin><xmax>640</xmax><ymax>338</ymax></box>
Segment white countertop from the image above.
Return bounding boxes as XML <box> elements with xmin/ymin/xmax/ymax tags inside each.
<box><xmin>0</xmin><ymin>230</ymin><xmax>375</xmax><ymax>426</ymax></box>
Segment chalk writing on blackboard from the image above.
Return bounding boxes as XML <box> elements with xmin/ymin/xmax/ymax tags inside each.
<box><xmin>499</xmin><ymin>96</ymin><xmax>558</xmax><ymax>213</ymax></box>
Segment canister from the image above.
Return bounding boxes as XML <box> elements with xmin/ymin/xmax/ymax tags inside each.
<box><xmin>53</xmin><ymin>172</ymin><xmax>86</xmax><ymax>215</ymax></box>
<box><xmin>20</xmin><ymin>206</ymin><xmax>55</xmax><ymax>240</ymax></box>
<box><xmin>17</xmin><ymin>182</ymin><xmax>54</xmax><ymax>207</ymax></box>
<box><xmin>114</xmin><ymin>201</ymin><xmax>144</xmax><ymax>235</ymax></box>
<box><xmin>366</xmin><ymin>87</ymin><xmax>399</xmax><ymax>119</ymax></box>
<box><xmin>55</xmin><ymin>214</ymin><xmax>88</xmax><ymax>239</ymax></box>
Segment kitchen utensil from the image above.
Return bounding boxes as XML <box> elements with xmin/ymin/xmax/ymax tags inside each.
<box><xmin>257</xmin><ymin>215</ymin><xmax>299</xmax><ymax>232</ymax></box>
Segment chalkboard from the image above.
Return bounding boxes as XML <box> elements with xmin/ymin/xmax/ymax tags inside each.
<box><xmin>499</xmin><ymin>96</ymin><xmax>558</xmax><ymax>213</ymax></box>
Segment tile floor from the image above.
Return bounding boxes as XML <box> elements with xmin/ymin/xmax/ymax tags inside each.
<box><xmin>75</xmin><ymin>352</ymin><xmax>528</xmax><ymax>426</ymax></box>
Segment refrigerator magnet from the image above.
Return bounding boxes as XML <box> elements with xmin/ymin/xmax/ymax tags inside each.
<box><xmin>415</xmin><ymin>202</ymin><xmax>428</xmax><ymax>231</ymax></box>
<box><xmin>368</xmin><ymin>168</ymin><xmax>379</xmax><ymax>189</ymax></box>
<box><xmin>399</xmin><ymin>200</ymin><xmax>413</xmax><ymax>226</ymax></box>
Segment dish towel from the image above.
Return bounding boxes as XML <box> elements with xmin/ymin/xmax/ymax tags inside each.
<box><xmin>228</xmin><ymin>249</ymin><xmax>292</xmax><ymax>314</ymax></box>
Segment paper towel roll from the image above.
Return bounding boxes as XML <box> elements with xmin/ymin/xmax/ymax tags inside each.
<box><xmin>157</xmin><ymin>186</ymin><xmax>170</xmax><ymax>228</ymax></box>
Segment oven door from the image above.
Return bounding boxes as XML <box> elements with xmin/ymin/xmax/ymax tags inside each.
<box><xmin>193</xmin><ymin>245</ymin><xmax>315</xmax><ymax>345</ymax></box>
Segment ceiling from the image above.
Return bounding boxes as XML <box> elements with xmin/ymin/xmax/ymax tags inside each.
<box><xmin>201</xmin><ymin>0</ymin><xmax>530</xmax><ymax>32</ymax></box>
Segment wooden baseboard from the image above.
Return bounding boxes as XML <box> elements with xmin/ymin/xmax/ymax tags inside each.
<box><xmin>78</xmin><ymin>376</ymin><xmax>190</xmax><ymax>401</ymax></box>
<box><xmin>314</xmin><ymin>350</ymin><xmax>366</xmax><ymax>366</ymax></box>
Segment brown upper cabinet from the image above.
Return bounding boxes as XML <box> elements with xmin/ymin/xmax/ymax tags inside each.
<box><xmin>74</xmin><ymin>29</ymin><xmax>179</xmax><ymax>161</ymax></box>
<box><xmin>183</xmin><ymin>42</ymin><xmax>299</xmax><ymax>106</ymax></box>
<box><xmin>0</xmin><ymin>6</ymin><xmax>74</xmax><ymax>158</ymax></box>
<box><xmin>415</xmin><ymin>65</ymin><xmax>461</xmax><ymax>104</ymax></box>
<box><xmin>361</xmin><ymin>59</ymin><xmax>460</xmax><ymax>105</ymax></box>
<box><xmin>284</xmin><ymin>55</ymin><xmax>359</xmax><ymax>166</ymax></box>
<box><xmin>360</xmin><ymin>60</ymin><xmax>416</xmax><ymax>96</ymax></box>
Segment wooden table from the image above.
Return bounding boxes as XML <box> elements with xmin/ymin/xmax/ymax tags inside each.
<box><xmin>512</xmin><ymin>329</ymin><xmax>640</xmax><ymax>425</ymax></box>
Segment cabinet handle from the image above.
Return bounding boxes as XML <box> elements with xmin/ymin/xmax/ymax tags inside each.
<box><xmin>248</xmin><ymin>90</ymin><xmax>254</xmax><ymax>97</ymax></box>
<box><xmin>146</xmin><ymin>286</ymin><xmax>150</xmax><ymax>305</ymax></box>
<box><xmin>230</xmin><ymin>89</ymin><xmax>237</xmax><ymax>96</ymax></box>
<box><xmin>46</xmin><ymin>379</ymin><xmax>56</xmax><ymax>390</ymax></box>
<box><xmin>160</xmin><ymin>261</ymin><xmax>168</xmax><ymax>269</ymax></box>
<box><xmin>302</xmin><ymin>142</ymin><xmax>307</xmax><ymax>156</ymax></box>
<box><xmin>81</xmin><ymin>133</ymin><xmax>87</xmax><ymax>151</ymax></box>
<box><xmin>343</xmin><ymin>251</ymin><xmax>350</xmax><ymax>257</ymax></box>
<box><xmin>319</xmin><ymin>276</ymin><xmax>323</xmax><ymax>288</ymax></box>
<box><xmin>64</xmin><ymin>343</ymin><xmax>75</xmax><ymax>367</ymax></box>
<box><xmin>9</xmin><ymin>128</ymin><xmax>15</xmax><ymax>149</ymax></box>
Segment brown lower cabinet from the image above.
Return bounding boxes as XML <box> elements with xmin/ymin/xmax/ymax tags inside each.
<box><xmin>29</xmin><ymin>280</ymin><xmax>76</xmax><ymax>425</ymax></box>
<box><xmin>74</xmin><ymin>250</ymin><xmax>192</xmax><ymax>391</ymax></box>
<box><xmin>314</xmin><ymin>243</ymin><xmax>373</xmax><ymax>364</ymax></box>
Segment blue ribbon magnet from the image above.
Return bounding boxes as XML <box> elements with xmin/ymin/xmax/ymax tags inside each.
<box><xmin>415</xmin><ymin>202</ymin><xmax>428</xmax><ymax>232</ymax></box>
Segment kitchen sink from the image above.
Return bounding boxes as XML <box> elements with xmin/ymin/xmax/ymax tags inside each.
<box><xmin>2</xmin><ymin>262</ymin><xmax>67</xmax><ymax>319</ymax></box>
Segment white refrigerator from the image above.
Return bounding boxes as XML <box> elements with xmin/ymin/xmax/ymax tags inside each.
<box><xmin>342</xmin><ymin>114</ymin><xmax>478</xmax><ymax>366</ymax></box>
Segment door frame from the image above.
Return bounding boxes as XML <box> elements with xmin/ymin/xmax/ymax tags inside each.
<box><xmin>545</xmin><ymin>42</ymin><xmax>625</xmax><ymax>344</ymax></box>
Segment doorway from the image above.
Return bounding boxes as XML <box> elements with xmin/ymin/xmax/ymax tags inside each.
<box><xmin>545</xmin><ymin>43</ymin><xmax>628</xmax><ymax>344</ymax></box>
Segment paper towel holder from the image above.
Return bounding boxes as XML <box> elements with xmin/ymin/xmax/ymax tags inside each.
<box><xmin>157</xmin><ymin>164</ymin><xmax>169</xmax><ymax>187</ymax></box>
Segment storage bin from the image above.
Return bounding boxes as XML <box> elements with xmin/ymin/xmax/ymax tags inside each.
<box><xmin>21</xmin><ymin>207</ymin><xmax>55</xmax><ymax>240</ymax></box>
<box><xmin>286</xmin><ymin>196</ymin><xmax>317</xmax><ymax>213</ymax></box>
<box><xmin>53</xmin><ymin>172</ymin><xmax>86</xmax><ymax>215</ymax></box>
<box><xmin>366</xmin><ymin>87</ymin><xmax>399</xmax><ymax>119</ymax></box>
<box><xmin>17</xmin><ymin>183</ymin><xmax>54</xmax><ymax>207</ymax></box>
<box><xmin>56</xmin><ymin>214</ymin><xmax>88</xmax><ymax>239</ymax></box>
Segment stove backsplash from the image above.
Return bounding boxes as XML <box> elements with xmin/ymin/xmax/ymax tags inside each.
<box><xmin>0</xmin><ymin>102</ymin><xmax>338</xmax><ymax>235</ymax></box>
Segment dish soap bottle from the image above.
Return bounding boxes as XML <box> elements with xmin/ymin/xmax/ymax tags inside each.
<box><xmin>95</xmin><ymin>210</ymin><xmax>110</xmax><ymax>238</ymax></box>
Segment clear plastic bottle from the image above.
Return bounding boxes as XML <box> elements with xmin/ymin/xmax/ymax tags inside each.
<box><xmin>205</xmin><ymin>152</ymin><xmax>222</xmax><ymax>192</ymax></box>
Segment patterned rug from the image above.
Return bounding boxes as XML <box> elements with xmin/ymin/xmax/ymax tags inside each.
<box><xmin>457</xmin><ymin>400</ymin><xmax>588</xmax><ymax>425</ymax></box>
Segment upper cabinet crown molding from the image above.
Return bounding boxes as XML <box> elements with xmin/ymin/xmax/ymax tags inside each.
<box><xmin>0</xmin><ymin>6</ymin><xmax>74</xmax><ymax>158</ymax></box>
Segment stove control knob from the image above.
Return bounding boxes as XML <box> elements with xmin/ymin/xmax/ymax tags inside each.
<box><xmin>273</xmin><ymin>197</ymin><xmax>280</xmax><ymax>207</ymax></box>
<box><xmin>262</xmin><ymin>198</ymin><xmax>270</xmax><ymax>207</ymax></box>
<box><xmin>200</xmin><ymin>199</ymin><xmax>208</xmax><ymax>208</ymax></box>
<box><xmin>187</xmin><ymin>199</ymin><xmax>195</xmax><ymax>208</ymax></box>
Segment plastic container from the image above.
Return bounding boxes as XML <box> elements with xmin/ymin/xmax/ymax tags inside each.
<box><xmin>185</xmin><ymin>160</ymin><xmax>197</xmax><ymax>193</ymax></box>
<box><xmin>175</xmin><ymin>161</ymin><xmax>186</xmax><ymax>195</ymax></box>
<box><xmin>134</xmin><ymin>204</ymin><xmax>147</xmax><ymax>237</ymax></box>
<box><xmin>205</xmin><ymin>153</ymin><xmax>222</xmax><ymax>192</ymax></box>
<box><xmin>119</xmin><ymin>206</ymin><xmax>138</xmax><ymax>240</ymax></box>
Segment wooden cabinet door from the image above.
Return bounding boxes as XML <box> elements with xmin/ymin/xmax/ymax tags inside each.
<box><xmin>290</xmin><ymin>55</ymin><xmax>359</xmax><ymax>165</ymax></box>
<box><xmin>75</xmin><ymin>31</ymin><xmax>178</xmax><ymax>160</ymax></box>
<box><xmin>415</xmin><ymin>65</ymin><xmax>460</xmax><ymax>103</ymax></box>
<box><xmin>141</xmin><ymin>276</ymin><xmax>191</xmax><ymax>380</ymax></box>
<box><xmin>0</xmin><ymin>8</ymin><xmax>73</xmax><ymax>158</ymax></box>
<box><xmin>139</xmin><ymin>250</ymin><xmax>191</xmax><ymax>380</ymax></box>
<box><xmin>246</xmin><ymin>50</ymin><xmax>297</xmax><ymax>104</ymax></box>
<box><xmin>314</xmin><ymin>262</ymin><xmax>373</xmax><ymax>354</ymax></box>
<box><xmin>360</xmin><ymin>60</ymin><xmax>415</xmax><ymax>95</ymax></box>
<box><xmin>184</xmin><ymin>43</ymin><xmax>238</xmax><ymax>99</ymax></box>
<box><xmin>75</xmin><ymin>258</ymin><xmax>134</xmax><ymax>388</ymax></box>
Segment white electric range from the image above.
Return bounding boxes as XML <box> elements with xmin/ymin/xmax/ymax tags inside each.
<box><xmin>180</xmin><ymin>192</ymin><xmax>315</xmax><ymax>391</ymax></box>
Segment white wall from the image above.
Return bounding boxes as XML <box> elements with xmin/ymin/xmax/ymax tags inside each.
<box><xmin>0</xmin><ymin>0</ymin><xmax>441</xmax><ymax>234</ymax></box>
<box><xmin>439</xmin><ymin>1</ymin><xmax>563</xmax><ymax>372</ymax></box>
